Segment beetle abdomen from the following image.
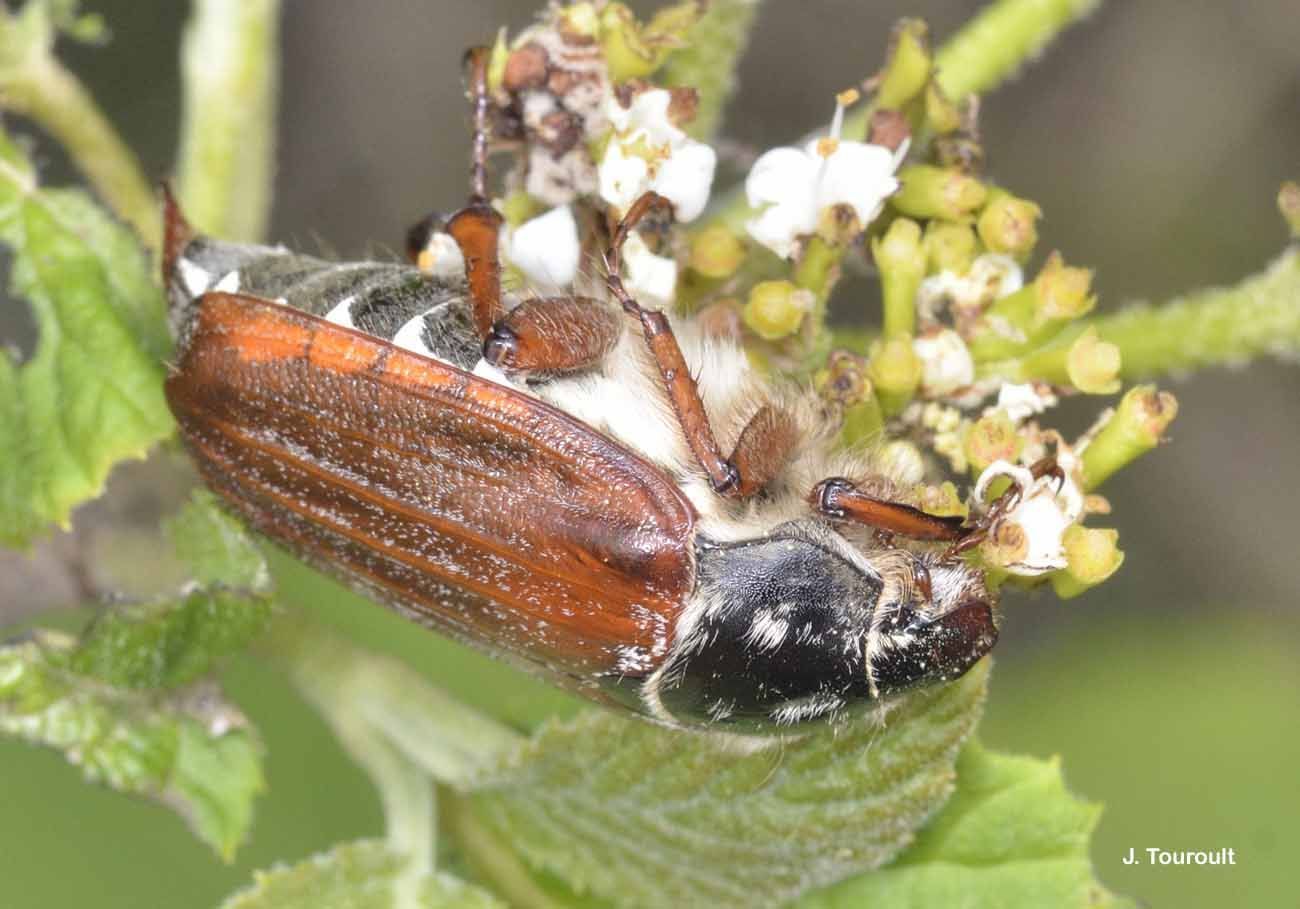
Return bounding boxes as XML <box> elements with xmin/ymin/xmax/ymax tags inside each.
<box><xmin>170</xmin><ymin>238</ymin><xmax>482</xmax><ymax>371</ymax></box>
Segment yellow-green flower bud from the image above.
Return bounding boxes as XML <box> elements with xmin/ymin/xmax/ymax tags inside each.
<box><xmin>1279</xmin><ymin>180</ymin><xmax>1300</xmax><ymax>237</ymax></box>
<box><xmin>1066</xmin><ymin>328</ymin><xmax>1122</xmax><ymax>394</ymax></box>
<box><xmin>967</xmin><ymin>253</ymin><xmax>1097</xmax><ymax>361</ymax></box>
<box><xmin>963</xmin><ymin>410</ymin><xmax>1023</xmax><ymax>474</ymax></box>
<box><xmin>743</xmin><ymin>280</ymin><xmax>813</xmax><ymax>341</ymax></box>
<box><xmin>689</xmin><ymin>224</ymin><xmax>745</xmax><ymax>279</ymax></box>
<box><xmin>977</xmin><ymin>189</ymin><xmax>1042</xmax><ymax>260</ymax></box>
<box><xmin>1081</xmin><ymin>385</ymin><xmax>1179</xmax><ymax>490</ymax></box>
<box><xmin>1050</xmin><ymin>525</ymin><xmax>1124</xmax><ymax>598</ymax></box>
<box><xmin>817</xmin><ymin>350</ymin><xmax>884</xmax><ymax>444</ymax></box>
<box><xmin>915</xmin><ymin>481</ymin><xmax>969</xmax><ymax>519</ymax></box>
<box><xmin>867</xmin><ymin>335</ymin><xmax>922</xmax><ymax>415</ymax></box>
<box><xmin>924</xmin><ymin>82</ymin><xmax>962</xmax><ymax>134</ymax></box>
<box><xmin>1035</xmin><ymin>251</ymin><xmax>1095</xmax><ymax>321</ymax></box>
<box><xmin>486</xmin><ymin>28</ymin><xmax>509</xmax><ymax>93</ymax></box>
<box><xmin>923</xmin><ymin>221</ymin><xmax>977</xmax><ymax>274</ymax></box>
<box><xmin>599</xmin><ymin>1</ymin><xmax>699</xmax><ymax>81</ymax></box>
<box><xmin>872</xmin><ymin>217</ymin><xmax>925</xmax><ymax>338</ymax></box>
<box><xmin>876</xmin><ymin>19</ymin><xmax>931</xmax><ymax>111</ymax></box>
<box><xmin>557</xmin><ymin>2</ymin><xmax>599</xmax><ymax>39</ymax></box>
<box><xmin>893</xmin><ymin>165</ymin><xmax>988</xmax><ymax>221</ymax></box>
<box><xmin>500</xmin><ymin>190</ymin><xmax>541</xmax><ymax>228</ymax></box>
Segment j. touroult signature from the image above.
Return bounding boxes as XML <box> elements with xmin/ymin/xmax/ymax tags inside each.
<box><xmin>1124</xmin><ymin>847</ymin><xmax>1237</xmax><ymax>866</ymax></box>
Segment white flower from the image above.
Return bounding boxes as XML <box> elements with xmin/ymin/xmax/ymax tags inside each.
<box><xmin>914</xmin><ymin>328</ymin><xmax>974</xmax><ymax>397</ymax></box>
<box><xmin>599</xmin><ymin>89</ymin><xmax>717</xmax><ymax>222</ymax></box>
<box><xmin>994</xmin><ymin>382</ymin><xmax>1058</xmax><ymax>423</ymax></box>
<box><xmin>415</xmin><ymin>231</ymin><xmax>467</xmax><ymax>280</ymax></box>
<box><xmin>744</xmin><ymin>101</ymin><xmax>905</xmax><ymax>258</ymax></box>
<box><xmin>917</xmin><ymin>253</ymin><xmax>1024</xmax><ymax>322</ymax></box>
<box><xmin>975</xmin><ymin>458</ymin><xmax>1084</xmax><ymax>576</ymax></box>
<box><xmin>622</xmin><ymin>231</ymin><xmax>677</xmax><ymax>306</ymax></box>
<box><xmin>502</xmin><ymin>205</ymin><xmax>580</xmax><ymax>292</ymax></box>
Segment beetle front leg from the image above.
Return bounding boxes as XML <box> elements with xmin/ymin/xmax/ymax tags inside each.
<box><xmin>811</xmin><ymin>479</ymin><xmax>967</xmax><ymax>542</ymax></box>
<box><xmin>484</xmin><ymin>296</ymin><xmax>623</xmax><ymax>372</ymax></box>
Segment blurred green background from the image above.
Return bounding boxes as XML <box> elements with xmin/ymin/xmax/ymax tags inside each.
<box><xmin>2</xmin><ymin>1</ymin><xmax>1297</xmax><ymax>907</ymax></box>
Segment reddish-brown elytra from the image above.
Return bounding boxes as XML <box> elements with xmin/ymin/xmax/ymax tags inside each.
<box><xmin>162</xmin><ymin>47</ymin><xmax>1001</xmax><ymax>731</ymax></box>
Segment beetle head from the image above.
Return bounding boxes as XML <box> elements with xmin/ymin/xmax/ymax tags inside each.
<box><xmin>865</xmin><ymin>552</ymin><xmax>998</xmax><ymax>698</ymax></box>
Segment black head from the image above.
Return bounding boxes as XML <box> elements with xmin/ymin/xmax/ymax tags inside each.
<box><xmin>647</xmin><ymin>521</ymin><xmax>996</xmax><ymax>731</ymax></box>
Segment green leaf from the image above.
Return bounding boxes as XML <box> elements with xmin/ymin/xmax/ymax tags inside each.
<box><xmin>68</xmin><ymin>587</ymin><xmax>274</xmax><ymax>689</ymax></box>
<box><xmin>465</xmin><ymin>662</ymin><xmax>988</xmax><ymax>909</ymax></box>
<box><xmin>220</xmin><ymin>840</ymin><xmax>504</xmax><ymax>909</ymax></box>
<box><xmin>0</xmin><ymin>128</ymin><xmax>172</xmax><ymax>548</ymax></box>
<box><xmin>0</xmin><ymin>630</ymin><xmax>264</xmax><ymax>859</ymax></box>
<box><xmin>165</xmin><ymin>489</ymin><xmax>271</xmax><ymax>591</ymax></box>
<box><xmin>797</xmin><ymin>741</ymin><xmax>1133</xmax><ymax>909</ymax></box>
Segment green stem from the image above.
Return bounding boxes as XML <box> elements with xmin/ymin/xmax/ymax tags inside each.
<box><xmin>932</xmin><ymin>0</ymin><xmax>1103</xmax><ymax>100</ymax></box>
<box><xmin>176</xmin><ymin>0</ymin><xmax>281</xmax><ymax>241</ymax></box>
<box><xmin>660</xmin><ymin>0</ymin><xmax>763</xmax><ymax>142</ymax></box>
<box><xmin>443</xmin><ymin>792</ymin><xmax>569</xmax><ymax>909</ymax></box>
<box><xmin>0</xmin><ymin>52</ymin><xmax>159</xmax><ymax>245</ymax></box>
<box><xmin>1054</xmin><ymin>248</ymin><xmax>1300</xmax><ymax>379</ymax></box>
<box><xmin>260</xmin><ymin>614</ymin><xmax>523</xmax><ymax>784</ymax></box>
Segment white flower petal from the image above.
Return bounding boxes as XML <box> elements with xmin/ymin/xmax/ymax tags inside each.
<box><xmin>995</xmin><ymin>382</ymin><xmax>1056</xmax><ymax>422</ymax></box>
<box><xmin>623</xmin><ymin>232</ymin><xmax>677</xmax><ymax>306</ymax></box>
<box><xmin>420</xmin><ymin>231</ymin><xmax>466</xmax><ymax>280</ymax></box>
<box><xmin>815</xmin><ymin>140</ymin><xmax>899</xmax><ymax>223</ymax></box>
<box><xmin>610</xmin><ymin>89</ymin><xmax>683</xmax><ymax>145</ymax></box>
<box><xmin>745</xmin><ymin>146</ymin><xmax>818</xmax><ymax>207</ymax></box>
<box><xmin>914</xmin><ymin>329</ymin><xmax>975</xmax><ymax>396</ymax></box>
<box><xmin>745</xmin><ymin>203</ymin><xmax>810</xmax><ymax>260</ymax></box>
<box><xmin>598</xmin><ymin>143</ymin><xmax>651</xmax><ymax>213</ymax></box>
<box><xmin>505</xmin><ymin>205</ymin><xmax>580</xmax><ymax>290</ymax></box>
<box><xmin>652</xmin><ymin>140</ymin><xmax>716</xmax><ymax>222</ymax></box>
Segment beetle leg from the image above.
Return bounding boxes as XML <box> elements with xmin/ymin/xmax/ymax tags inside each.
<box><xmin>728</xmin><ymin>405</ymin><xmax>799</xmax><ymax>497</ymax></box>
<box><xmin>423</xmin><ymin>46</ymin><xmax>504</xmax><ymax>341</ymax></box>
<box><xmin>603</xmin><ymin>192</ymin><xmax>752</xmax><ymax>496</ymax></box>
<box><xmin>484</xmin><ymin>296</ymin><xmax>623</xmax><ymax>372</ymax></box>
<box><xmin>811</xmin><ymin>479</ymin><xmax>966</xmax><ymax>542</ymax></box>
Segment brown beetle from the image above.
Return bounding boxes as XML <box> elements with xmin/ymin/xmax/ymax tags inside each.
<box><xmin>162</xmin><ymin>49</ymin><xmax>998</xmax><ymax>731</ymax></box>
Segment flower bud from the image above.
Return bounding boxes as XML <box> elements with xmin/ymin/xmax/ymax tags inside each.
<box><xmin>1050</xmin><ymin>526</ymin><xmax>1124</xmax><ymax>598</ymax></box>
<box><xmin>893</xmin><ymin>165</ymin><xmax>988</xmax><ymax>221</ymax></box>
<box><xmin>922</xmin><ymin>221</ymin><xmax>977</xmax><ymax>274</ymax></box>
<box><xmin>1035</xmin><ymin>251</ymin><xmax>1095</xmax><ymax>321</ymax></box>
<box><xmin>557</xmin><ymin>2</ymin><xmax>599</xmax><ymax>39</ymax></box>
<box><xmin>875</xmin><ymin>19</ymin><xmax>931</xmax><ymax>111</ymax></box>
<box><xmin>924</xmin><ymin>82</ymin><xmax>962</xmax><ymax>134</ymax></box>
<box><xmin>872</xmin><ymin>217</ymin><xmax>925</xmax><ymax>337</ymax></box>
<box><xmin>689</xmin><ymin>224</ymin><xmax>745</xmax><ymax>278</ymax></box>
<box><xmin>599</xmin><ymin>2</ymin><xmax>699</xmax><ymax>81</ymax></box>
<box><xmin>867</xmin><ymin>335</ymin><xmax>922</xmax><ymax>415</ymax></box>
<box><xmin>1066</xmin><ymin>327</ymin><xmax>1121</xmax><ymax>394</ymax></box>
<box><xmin>1080</xmin><ymin>385</ymin><xmax>1178</xmax><ymax>490</ymax></box>
<box><xmin>915</xmin><ymin>481</ymin><xmax>968</xmax><ymax>519</ymax></box>
<box><xmin>487</xmin><ymin>29</ymin><xmax>511</xmax><ymax>93</ymax></box>
<box><xmin>743</xmin><ymin>280</ymin><xmax>813</xmax><ymax>340</ymax></box>
<box><xmin>817</xmin><ymin>350</ymin><xmax>884</xmax><ymax>443</ymax></box>
<box><xmin>1279</xmin><ymin>180</ymin><xmax>1300</xmax><ymax>238</ymax></box>
<box><xmin>914</xmin><ymin>328</ymin><xmax>974</xmax><ymax>396</ymax></box>
<box><xmin>964</xmin><ymin>411</ymin><xmax>1023</xmax><ymax>474</ymax></box>
<box><xmin>977</xmin><ymin>189</ymin><xmax>1042</xmax><ymax>260</ymax></box>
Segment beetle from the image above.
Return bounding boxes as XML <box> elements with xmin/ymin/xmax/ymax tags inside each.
<box><xmin>161</xmin><ymin>48</ymin><xmax>999</xmax><ymax>732</ymax></box>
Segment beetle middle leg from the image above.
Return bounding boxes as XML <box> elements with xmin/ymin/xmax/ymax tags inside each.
<box><xmin>604</xmin><ymin>192</ymin><xmax>797</xmax><ymax>497</ymax></box>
